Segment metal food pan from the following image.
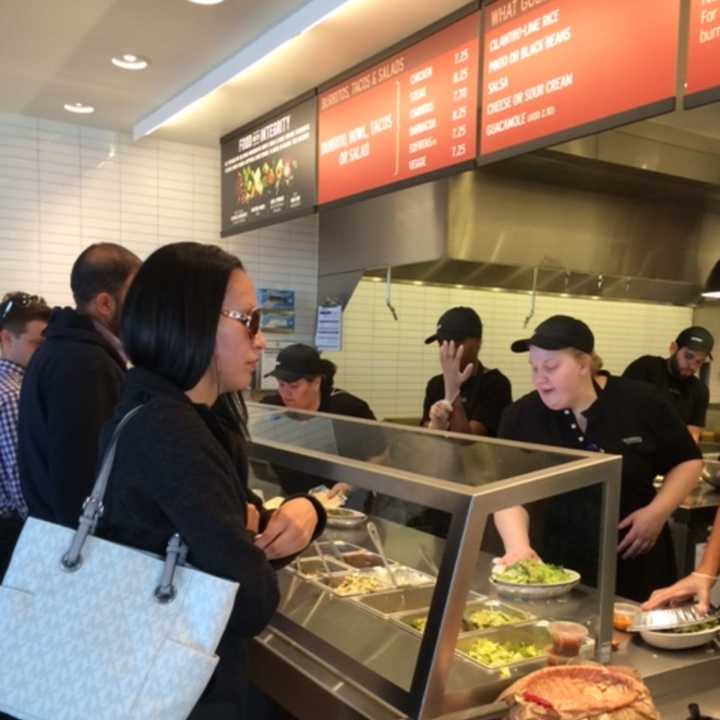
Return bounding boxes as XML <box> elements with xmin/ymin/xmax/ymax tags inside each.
<box><xmin>315</xmin><ymin>571</ymin><xmax>393</xmax><ymax>598</ymax></box>
<box><xmin>303</xmin><ymin>541</ymin><xmax>365</xmax><ymax>558</ymax></box>
<box><xmin>357</xmin><ymin>565</ymin><xmax>435</xmax><ymax>588</ymax></box>
<box><xmin>456</xmin><ymin>624</ymin><xmax>551</xmax><ymax>670</ymax></box>
<box><xmin>356</xmin><ymin>585</ymin><xmax>438</xmax><ymax>617</ymax></box>
<box><xmin>290</xmin><ymin>558</ymin><xmax>347</xmax><ymax>578</ymax></box>
<box><xmin>396</xmin><ymin>599</ymin><xmax>535</xmax><ymax>638</ymax></box>
<box><xmin>341</xmin><ymin>550</ymin><xmax>398</xmax><ymax>570</ymax></box>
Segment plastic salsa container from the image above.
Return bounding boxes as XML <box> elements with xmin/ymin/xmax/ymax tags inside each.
<box><xmin>548</xmin><ymin>621</ymin><xmax>589</xmax><ymax>657</ymax></box>
<box><xmin>613</xmin><ymin>602</ymin><xmax>638</xmax><ymax>632</ymax></box>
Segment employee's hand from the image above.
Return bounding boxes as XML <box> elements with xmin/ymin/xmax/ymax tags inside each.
<box><xmin>328</xmin><ymin>482</ymin><xmax>352</xmax><ymax>499</ymax></box>
<box><xmin>428</xmin><ymin>399</ymin><xmax>454</xmax><ymax>430</ymax></box>
<box><xmin>497</xmin><ymin>545</ymin><xmax>540</xmax><ymax>567</ymax></box>
<box><xmin>439</xmin><ymin>341</ymin><xmax>474</xmax><ymax>402</ymax></box>
<box><xmin>245</xmin><ymin>503</ymin><xmax>260</xmax><ymax>534</ymax></box>
<box><xmin>617</xmin><ymin>505</ymin><xmax>666</xmax><ymax>559</ymax></box>
<box><xmin>642</xmin><ymin>572</ymin><xmax>716</xmax><ymax>614</ymax></box>
<box><xmin>255</xmin><ymin>498</ymin><xmax>318</xmax><ymax>560</ymax></box>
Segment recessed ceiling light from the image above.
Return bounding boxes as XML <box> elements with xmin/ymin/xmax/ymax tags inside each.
<box><xmin>187</xmin><ymin>0</ymin><xmax>224</xmax><ymax>4</ymax></box>
<box><xmin>64</xmin><ymin>102</ymin><xmax>94</xmax><ymax>114</ymax></box>
<box><xmin>112</xmin><ymin>54</ymin><xmax>149</xmax><ymax>70</ymax></box>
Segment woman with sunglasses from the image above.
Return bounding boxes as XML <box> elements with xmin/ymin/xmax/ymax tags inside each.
<box><xmin>495</xmin><ymin>315</ymin><xmax>702</xmax><ymax>602</ymax></box>
<box><xmin>97</xmin><ymin>243</ymin><xmax>325</xmax><ymax>719</ymax></box>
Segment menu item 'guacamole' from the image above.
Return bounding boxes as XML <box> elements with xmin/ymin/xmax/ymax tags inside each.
<box><xmin>494</xmin><ymin>560</ymin><xmax>575</xmax><ymax>585</ymax></box>
<box><xmin>465</xmin><ymin>637</ymin><xmax>543</xmax><ymax>668</ymax></box>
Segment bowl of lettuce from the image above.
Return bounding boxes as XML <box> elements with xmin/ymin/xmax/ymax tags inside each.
<box><xmin>490</xmin><ymin>560</ymin><xmax>580</xmax><ymax>599</ymax></box>
<box><xmin>640</xmin><ymin>618</ymin><xmax>720</xmax><ymax>650</ymax></box>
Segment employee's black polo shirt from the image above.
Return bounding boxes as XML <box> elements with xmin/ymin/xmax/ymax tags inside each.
<box><xmin>421</xmin><ymin>364</ymin><xmax>512</xmax><ymax>436</ymax></box>
<box><xmin>498</xmin><ymin>375</ymin><xmax>700</xmax><ymax>601</ymax></box>
<box><xmin>623</xmin><ymin>355</ymin><xmax>709</xmax><ymax>427</ymax></box>
<box><xmin>260</xmin><ymin>389</ymin><xmax>384</xmax><ymax>495</ymax></box>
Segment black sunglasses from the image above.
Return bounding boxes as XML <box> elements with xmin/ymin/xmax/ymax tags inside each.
<box><xmin>220</xmin><ymin>307</ymin><xmax>262</xmax><ymax>338</ymax></box>
<box><xmin>0</xmin><ymin>293</ymin><xmax>46</xmax><ymax>323</ymax></box>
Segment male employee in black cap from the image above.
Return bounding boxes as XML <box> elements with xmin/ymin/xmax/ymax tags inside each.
<box><xmin>496</xmin><ymin>314</ymin><xmax>702</xmax><ymax>601</ymax></box>
<box><xmin>623</xmin><ymin>326</ymin><xmax>714</xmax><ymax>443</ymax></box>
<box><xmin>422</xmin><ymin>307</ymin><xmax>512</xmax><ymax>436</ymax></box>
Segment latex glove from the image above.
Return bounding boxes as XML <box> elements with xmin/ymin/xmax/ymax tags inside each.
<box><xmin>245</xmin><ymin>503</ymin><xmax>260</xmax><ymax>534</ymax></box>
<box><xmin>428</xmin><ymin>399</ymin><xmax>454</xmax><ymax>430</ymax></box>
<box><xmin>328</xmin><ymin>482</ymin><xmax>352</xmax><ymax>499</ymax></box>
<box><xmin>617</xmin><ymin>505</ymin><xmax>666</xmax><ymax>559</ymax></box>
<box><xmin>642</xmin><ymin>572</ymin><xmax>717</xmax><ymax>614</ymax></box>
<box><xmin>439</xmin><ymin>341</ymin><xmax>474</xmax><ymax>403</ymax></box>
<box><xmin>496</xmin><ymin>545</ymin><xmax>540</xmax><ymax>568</ymax></box>
<box><xmin>255</xmin><ymin>498</ymin><xmax>318</xmax><ymax>560</ymax></box>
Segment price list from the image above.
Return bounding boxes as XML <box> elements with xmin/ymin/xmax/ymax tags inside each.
<box><xmin>317</xmin><ymin>12</ymin><xmax>480</xmax><ymax>205</ymax></box>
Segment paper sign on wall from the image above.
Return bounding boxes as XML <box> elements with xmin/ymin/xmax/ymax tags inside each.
<box><xmin>315</xmin><ymin>305</ymin><xmax>342</xmax><ymax>351</ymax></box>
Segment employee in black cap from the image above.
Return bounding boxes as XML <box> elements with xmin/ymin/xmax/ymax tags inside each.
<box><xmin>261</xmin><ymin>344</ymin><xmax>382</xmax><ymax>496</ymax></box>
<box><xmin>422</xmin><ymin>307</ymin><xmax>512</xmax><ymax>436</ymax></box>
<box><xmin>623</xmin><ymin>326</ymin><xmax>714</xmax><ymax>443</ymax></box>
<box><xmin>496</xmin><ymin>314</ymin><xmax>702</xmax><ymax>601</ymax></box>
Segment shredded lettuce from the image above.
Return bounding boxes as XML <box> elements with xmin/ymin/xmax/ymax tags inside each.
<box><xmin>494</xmin><ymin>560</ymin><xmax>574</xmax><ymax>585</ymax></box>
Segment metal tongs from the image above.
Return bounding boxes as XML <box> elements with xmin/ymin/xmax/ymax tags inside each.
<box><xmin>628</xmin><ymin>603</ymin><xmax>720</xmax><ymax>632</ymax></box>
<box><xmin>366</xmin><ymin>521</ymin><xmax>398</xmax><ymax>589</ymax></box>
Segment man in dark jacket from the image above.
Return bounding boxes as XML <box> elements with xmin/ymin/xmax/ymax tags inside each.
<box><xmin>18</xmin><ymin>243</ymin><xmax>141</xmax><ymax>527</ymax></box>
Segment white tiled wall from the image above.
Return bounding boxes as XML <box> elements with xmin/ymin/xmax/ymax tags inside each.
<box><xmin>0</xmin><ymin>112</ymin><xmax>318</xmax><ymax>344</ymax></box>
<box><xmin>325</xmin><ymin>279</ymin><xmax>694</xmax><ymax>420</ymax></box>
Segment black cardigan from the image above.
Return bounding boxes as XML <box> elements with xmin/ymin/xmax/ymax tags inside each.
<box><xmin>97</xmin><ymin>367</ymin><xmax>323</xmax><ymax>706</ymax></box>
<box><xmin>19</xmin><ymin>307</ymin><xmax>126</xmax><ymax>526</ymax></box>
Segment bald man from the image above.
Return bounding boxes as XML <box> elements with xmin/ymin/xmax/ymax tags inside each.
<box><xmin>18</xmin><ymin>243</ymin><xmax>141</xmax><ymax>527</ymax></box>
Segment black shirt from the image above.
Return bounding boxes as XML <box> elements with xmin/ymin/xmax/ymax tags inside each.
<box><xmin>623</xmin><ymin>355</ymin><xmax>709</xmax><ymax>427</ymax></box>
<box><xmin>498</xmin><ymin>376</ymin><xmax>700</xmax><ymax>601</ymax></box>
<box><xmin>260</xmin><ymin>390</ymin><xmax>385</xmax><ymax>495</ymax></box>
<box><xmin>421</xmin><ymin>365</ymin><xmax>512</xmax><ymax>436</ymax></box>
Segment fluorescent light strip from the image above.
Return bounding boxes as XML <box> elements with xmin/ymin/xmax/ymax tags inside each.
<box><xmin>134</xmin><ymin>0</ymin><xmax>352</xmax><ymax>139</ymax></box>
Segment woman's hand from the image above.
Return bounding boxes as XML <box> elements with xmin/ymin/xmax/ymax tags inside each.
<box><xmin>617</xmin><ymin>505</ymin><xmax>666</xmax><ymax>559</ymax></box>
<box><xmin>497</xmin><ymin>545</ymin><xmax>540</xmax><ymax>567</ymax></box>
<box><xmin>245</xmin><ymin>503</ymin><xmax>260</xmax><ymax>534</ymax></box>
<box><xmin>642</xmin><ymin>572</ymin><xmax>717</xmax><ymax>614</ymax></box>
<box><xmin>439</xmin><ymin>341</ymin><xmax>474</xmax><ymax>402</ymax></box>
<box><xmin>254</xmin><ymin>498</ymin><xmax>318</xmax><ymax>560</ymax></box>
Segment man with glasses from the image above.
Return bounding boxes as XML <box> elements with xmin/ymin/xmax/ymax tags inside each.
<box><xmin>0</xmin><ymin>292</ymin><xmax>51</xmax><ymax>578</ymax></box>
<box><xmin>623</xmin><ymin>326</ymin><xmax>714</xmax><ymax>443</ymax></box>
<box><xmin>18</xmin><ymin>243</ymin><xmax>141</xmax><ymax>528</ymax></box>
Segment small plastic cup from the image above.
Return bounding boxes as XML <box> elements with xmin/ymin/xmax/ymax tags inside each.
<box><xmin>613</xmin><ymin>602</ymin><xmax>638</xmax><ymax>632</ymax></box>
<box><xmin>548</xmin><ymin>621</ymin><xmax>589</xmax><ymax>657</ymax></box>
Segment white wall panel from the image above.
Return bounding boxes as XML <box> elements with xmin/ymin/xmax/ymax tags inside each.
<box><xmin>0</xmin><ymin>113</ymin><xmax>319</xmax><ymax>351</ymax></box>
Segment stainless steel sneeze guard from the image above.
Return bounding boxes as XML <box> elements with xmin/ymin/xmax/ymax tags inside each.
<box><xmin>245</xmin><ymin>403</ymin><xmax>622</xmax><ymax>720</ymax></box>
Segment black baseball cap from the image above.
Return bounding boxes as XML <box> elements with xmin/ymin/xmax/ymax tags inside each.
<box><xmin>676</xmin><ymin>326</ymin><xmax>714</xmax><ymax>357</ymax></box>
<box><xmin>511</xmin><ymin>315</ymin><xmax>594</xmax><ymax>354</ymax></box>
<box><xmin>264</xmin><ymin>343</ymin><xmax>324</xmax><ymax>381</ymax></box>
<box><xmin>424</xmin><ymin>307</ymin><xmax>482</xmax><ymax>344</ymax></box>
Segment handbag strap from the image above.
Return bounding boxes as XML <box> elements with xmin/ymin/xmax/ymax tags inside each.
<box><xmin>61</xmin><ymin>406</ymin><xmax>189</xmax><ymax>603</ymax></box>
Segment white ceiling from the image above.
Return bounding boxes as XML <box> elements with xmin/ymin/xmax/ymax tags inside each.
<box><xmin>1</xmin><ymin>0</ymin><xmax>718</xmax><ymax>148</ymax></box>
<box><xmin>0</xmin><ymin>0</ymin><xmax>471</xmax><ymax>147</ymax></box>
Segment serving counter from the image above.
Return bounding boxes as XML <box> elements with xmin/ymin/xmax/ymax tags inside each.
<box><xmin>245</xmin><ymin>403</ymin><xmax>624</xmax><ymax>719</ymax></box>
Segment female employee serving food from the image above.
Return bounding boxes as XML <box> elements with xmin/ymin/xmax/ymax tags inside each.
<box><xmin>430</xmin><ymin>315</ymin><xmax>702</xmax><ymax>601</ymax></box>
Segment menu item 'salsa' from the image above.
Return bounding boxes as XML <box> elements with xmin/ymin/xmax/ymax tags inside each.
<box><xmin>495</xmin><ymin>560</ymin><xmax>575</xmax><ymax>585</ymax></box>
<box><xmin>499</xmin><ymin>664</ymin><xmax>659</xmax><ymax>720</ymax></box>
<box><xmin>465</xmin><ymin>637</ymin><xmax>543</xmax><ymax>668</ymax></box>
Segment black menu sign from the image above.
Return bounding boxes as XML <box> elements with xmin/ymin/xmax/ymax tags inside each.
<box><xmin>221</xmin><ymin>97</ymin><xmax>317</xmax><ymax>235</ymax></box>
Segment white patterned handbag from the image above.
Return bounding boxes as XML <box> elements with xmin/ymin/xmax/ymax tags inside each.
<box><xmin>0</xmin><ymin>407</ymin><xmax>239</xmax><ymax>720</ymax></box>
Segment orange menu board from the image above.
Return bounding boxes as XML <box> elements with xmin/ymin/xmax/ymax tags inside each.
<box><xmin>479</xmin><ymin>0</ymin><xmax>679</xmax><ymax>162</ymax></box>
<box><xmin>685</xmin><ymin>0</ymin><xmax>720</xmax><ymax>108</ymax></box>
<box><xmin>318</xmin><ymin>12</ymin><xmax>479</xmax><ymax>205</ymax></box>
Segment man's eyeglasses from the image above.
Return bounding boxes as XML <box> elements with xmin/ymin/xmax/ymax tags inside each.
<box><xmin>220</xmin><ymin>307</ymin><xmax>262</xmax><ymax>338</ymax></box>
<box><xmin>0</xmin><ymin>293</ymin><xmax>46</xmax><ymax>324</ymax></box>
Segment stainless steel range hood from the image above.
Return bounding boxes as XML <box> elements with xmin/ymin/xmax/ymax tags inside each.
<box><xmin>318</xmin><ymin>115</ymin><xmax>720</xmax><ymax>308</ymax></box>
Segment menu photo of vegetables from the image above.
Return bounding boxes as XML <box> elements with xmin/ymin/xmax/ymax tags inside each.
<box><xmin>221</xmin><ymin>97</ymin><xmax>317</xmax><ymax>235</ymax></box>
